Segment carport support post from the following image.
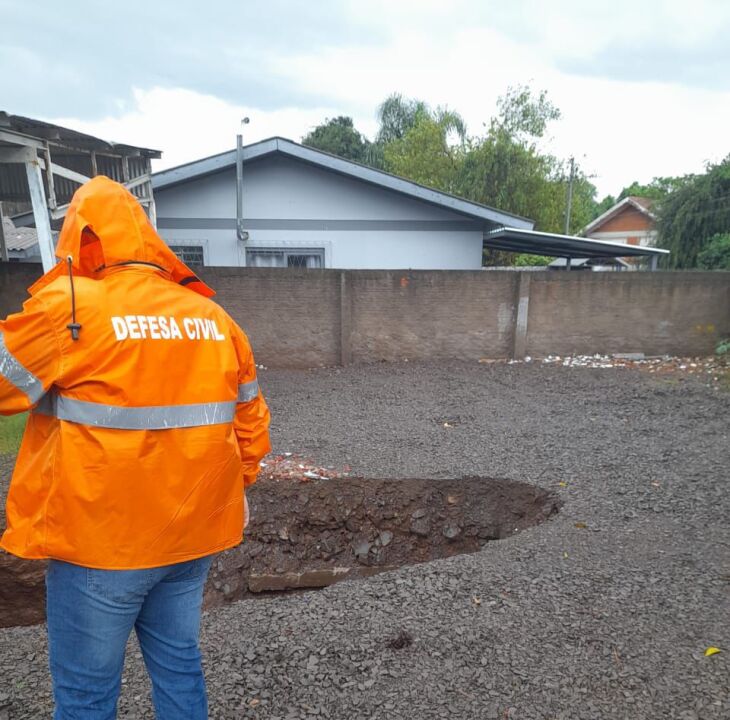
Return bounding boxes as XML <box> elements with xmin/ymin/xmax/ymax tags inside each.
<box><xmin>25</xmin><ymin>158</ymin><xmax>56</xmax><ymax>271</ymax></box>
<box><xmin>512</xmin><ymin>272</ymin><xmax>531</xmax><ymax>360</ymax></box>
<box><xmin>340</xmin><ymin>271</ymin><xmax>352</xmax><ymax>366</ymax></box>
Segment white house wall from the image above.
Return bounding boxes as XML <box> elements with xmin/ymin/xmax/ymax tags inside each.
<box><xmin>154</xmin><ymin>155</ymin><xmax>485</xmax><ymax>269</ymax></box>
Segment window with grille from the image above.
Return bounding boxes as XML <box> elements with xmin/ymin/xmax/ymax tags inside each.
<box><xmin>246</xmin><ymin>248</ymin><xmax>324</xmax><ymax>268</ymax></box>
<box><xmin>169</xmin><ymin>245</ymin><xmax>205</xmax><ymax>267</ymax></box>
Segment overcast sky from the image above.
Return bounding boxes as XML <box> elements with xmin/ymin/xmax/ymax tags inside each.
<box><xmin>2</xmin><ymin>0</ymin><xmax>729</xmax><ymax>197</ymax></box>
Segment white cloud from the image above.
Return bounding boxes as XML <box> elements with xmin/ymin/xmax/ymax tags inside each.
<box><xmin>44</xmin><ymin>1</ymin><xmax>730</xmax><ymax>198</ymax></box>
<box><xmin>51</xmin><ymin>88</ymin><xmax>343</xmax><ymax>172</ymax></box>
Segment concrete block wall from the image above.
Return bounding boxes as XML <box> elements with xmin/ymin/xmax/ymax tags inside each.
<box><xmin>2</xmin><ymin>264</ymin><xmax>728</xmax><ymax>367</ymax></box>
<box><xmin>199</xmin><ymin>267</ymin><xmax>341</xmax><ymax>368</ymax></box>
<box><xmin>526</xmin><ymin>271</ymin><xmax>730</xmax><ymax>357</ymax></box>
<box><xmin>347</xmin><ymin>270</ymin><xmax>517</xmax><ymax>363</ymax></box>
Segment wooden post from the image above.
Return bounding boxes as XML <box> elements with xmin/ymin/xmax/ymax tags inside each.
<box><xmin>0</xmin><ymin>204</ymin><xmax>8</xmax><ymax>262</ymax></box>
<box><xmin>25</xmin><ymin>158</ymin><xmax>56</xmax><ymax>271</ymax></box>
<box><xmin>512</xmin><ymin>272</ymin><xmax>531</xmax><ymax>360</ymax></box>
<box><xmin>44</xmin><ymin>142</ymin><xmax>57</xmax><ymax>209</ymax></box>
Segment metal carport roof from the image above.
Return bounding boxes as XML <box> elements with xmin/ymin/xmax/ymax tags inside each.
<box><xmin>485</xmin><ymin>227</ymin><xmax>669</xmax><ymax>261</ymax></box>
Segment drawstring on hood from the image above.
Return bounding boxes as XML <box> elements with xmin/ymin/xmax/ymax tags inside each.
<box><xmin>65</xmin><ymin>255</ymin><xmax>82</xmax><ymax>341</ymax></box>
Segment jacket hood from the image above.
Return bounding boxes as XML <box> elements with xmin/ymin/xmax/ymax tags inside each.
<box><xmin>29</xmin><ymin>175</ymin><xmax>214</xmax><ymax>297</ymax></box>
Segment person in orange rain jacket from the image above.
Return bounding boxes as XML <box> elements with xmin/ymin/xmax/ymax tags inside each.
<box><xmin>0</xmin><ymin>176</ymin><xmax>271</xmax><ymax>719</ymax></box>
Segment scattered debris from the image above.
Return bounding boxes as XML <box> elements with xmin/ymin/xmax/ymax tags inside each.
<box><xmin>539</xmin><ymin>353</ymin><xmax>727</xmax><ymax>378</ymax></box>
<box><xmin>704</xmin><ymin>646</ymin><xmax>722</xmax><ymax>657</ymax></box>
<box><xmin>501</xmin><ymin>353</ymin><xmax>729</xmax><ymax>387</ymax></box>
<box><xmin>259</xmin><ymin>454</ymin><xmax>349</xmax><ymax>483</ymax></box>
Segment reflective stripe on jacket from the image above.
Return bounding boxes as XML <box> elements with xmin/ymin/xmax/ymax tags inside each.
<box><xmin>0</xmin><ymin>176</ymin><xmax>271</xmax><ymax>569</ymax></box>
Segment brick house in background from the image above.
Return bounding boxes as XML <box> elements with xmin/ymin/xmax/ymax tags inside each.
<box><xmin>583</xmin><ymin>196</ymin><xmax>657</xmax><ymax>249</ymax></box>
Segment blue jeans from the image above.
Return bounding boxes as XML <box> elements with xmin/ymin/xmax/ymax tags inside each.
<box><xmin>46</xmin><ymin>555</ymin><xmax>214</xmax><ymax>720</ymax></box>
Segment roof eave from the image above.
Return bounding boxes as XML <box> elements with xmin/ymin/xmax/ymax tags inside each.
<box><xmin>152</xmin><ymin>137</ymin><xmax>534</xmax><ymax>230</ymax></box>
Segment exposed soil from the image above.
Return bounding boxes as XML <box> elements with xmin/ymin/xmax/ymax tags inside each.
<box><xmin>205</xmin><ymin>476</ymin><xmax>560</xmax><ymax>607</ymax></box>
<box><xmin>0</xmin><ymin>468</ymin><xmax>559</xmax><ymax>628</ymax></box>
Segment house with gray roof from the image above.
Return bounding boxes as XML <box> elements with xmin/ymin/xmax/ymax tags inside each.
<box><xmin>152</xmin><ymin>137</ymin><xmax>668</xmax><ymax>270</ymax></box>
<box><xmin>152</xmin><ymin>137</ymin><xmax>536</xmax><ymax>270</ymax></box>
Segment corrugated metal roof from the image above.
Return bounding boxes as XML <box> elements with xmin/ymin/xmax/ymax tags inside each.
<box><xmin>0</xmin><ymin>113</ymin><xmax>160</xmax><ymax>158</ymax></box>
<box><xmin>2</xmin><ymin>216</ymin><xmax>38</xmax><ymax>251</ymax></box>
<box><xmin>0</xmin><ymin>112</ymin><xmax>160</xmax><ymax>208</ymax></box>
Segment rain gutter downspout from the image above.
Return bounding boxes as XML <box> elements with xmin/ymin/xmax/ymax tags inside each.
<box><xmin>236</xmin><ymin>133</ymin><xmax>245</xmax><ymax>242</ymax></box>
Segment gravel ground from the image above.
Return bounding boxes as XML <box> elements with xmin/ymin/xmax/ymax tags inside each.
<box><xmin>1</xmin><ymin>361</ymin><xmax>728</xmax><ymax>719</ymax></box>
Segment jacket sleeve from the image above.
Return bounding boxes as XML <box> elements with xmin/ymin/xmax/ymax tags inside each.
<box><xmin>230</xmin><ymin>322</ymin><xmax>271</xmax><ymax>487</ymax></box>
<box><xmin>0</xmin><ymin>295</ymin><xmax>62</xmax><ymax>415</ymax></box>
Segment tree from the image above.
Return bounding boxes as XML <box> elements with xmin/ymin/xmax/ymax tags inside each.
<box><xmin>302</xmin><ymin>116</ymin><xmax>370</xmax><ymax>163</ymax></box>
<box><xmin>381</xmin><ymin>103</ymin><xmax>467</xmax><ymax>192</ymax></box>
<box><xmin>697</xmin><ymin>233</ymin><xmax>730</xmax><ymax>270</ymax></box>
<box><xmin>375</xmin><ymin>94</ymin><xmax>431</xmax><ymax>144</ymax></box>
<box><xmin>591</xmin><ymin>175</ymin><xmax>692</xmax><ymax>223</ymax></box>
<box><xmin>617</xmin><ymin>177</ymin><xmax>690</xmax><ymax>202</ymax></box>
<box><xmin>457</xmin><ymin>86</ymin><xmax>596</xmax><ymax>237</ymax></box>
<box><xmin>492</xmin><ymin>85</ymin><xmax>561</xmax><ymax>141</ymax></box>
<box><xmin>656</xmin><ymin>156</ymin><xmax>730</xmax><ymax>268</ymax></box>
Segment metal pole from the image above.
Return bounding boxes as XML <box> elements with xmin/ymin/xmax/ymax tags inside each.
<box><xmin>25</xmin><ymin>159</ymin><xmax>56</xmax><ymax>271</ymax></box>
<box><xmin>566</xmin><ymin>256</ymin><xmax>572</xmax><ymax>272</ymax></box>
<box><xmin>564</xmin><ymin>156</ymin><xmax>575</xmax><ymax>235</ymax></box>
<box><xmin>236</xmin><ymin>117</ymin><xmax>250</xmax><ymax>244</ymax></box>
<box><xmin>236</xmin><ymin>133</ymin><xmax>243</xmax><ymax>236</ymax></box>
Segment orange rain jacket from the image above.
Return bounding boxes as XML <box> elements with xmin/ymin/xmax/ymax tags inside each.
<box><xmin>0</xmin><ymin>176</ymin><xmax>271</xmax><ymax>569</ymax></box>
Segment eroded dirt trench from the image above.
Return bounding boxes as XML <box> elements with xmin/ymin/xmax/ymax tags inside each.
<box><xmin>0</xmin><ymin>477</ymin><xmax>560</xmax><ymax>627</ymax></box>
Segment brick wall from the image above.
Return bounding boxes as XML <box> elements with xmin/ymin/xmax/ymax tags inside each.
<box><xmin>199</xmin><ymin>267</ymin><xmax>341</xmax><ymax>368</ymax></box>
<box><xmin>2</xmin><ymin>264</ymin><xmax>728</xmax><ymax>366</ymax></box>
<box><xmin>525</xmin><ymin>271</ymin><xmax>730</xmax><ymax>357</ymax></box>
<box><xmin>347</xmin><ymin>270</ymin><xmax>517</xmax><ymax>362</ymax></box>
<box><xmin>596</xmin><ymin>207</ymin><xmax>654</xmax><ymax>233</ymax></box>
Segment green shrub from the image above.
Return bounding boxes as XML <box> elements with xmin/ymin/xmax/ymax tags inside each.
<box><xmin>697</xmin><ymin>233</ymin><xmax>730</xmax><ymax>270</ymax></box>
<box><xmin>514</xmin><ymin>253</ymin><xmax>553</xmax><ymax>267</ymax></box>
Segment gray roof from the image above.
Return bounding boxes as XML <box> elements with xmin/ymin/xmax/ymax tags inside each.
<box><xmin>485</xmin><ymin>227</ymin><xmax>670</xmax><ymax>259</ymax></box>
<box><xmin>2</xmin><ymin>216</ymin><xmax>38</xmax><ymax>251</ymax></box>
<box><xmin>152</xmin><ymin>137</ymin><xmax>534</xmax><ymax>230</ymax></box>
